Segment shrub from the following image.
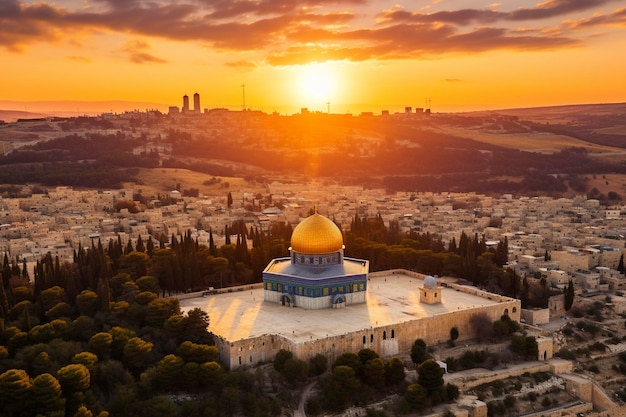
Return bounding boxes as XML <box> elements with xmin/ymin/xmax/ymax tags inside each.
<box><xmin>590</xmin><ymin>342</ymin><xmax>606</xmax><ymax>352</ymax></box>
<box><xmin>503</xmin><ymin>395</ymin><xmax>516</xmax><ymax>408</ymax></box>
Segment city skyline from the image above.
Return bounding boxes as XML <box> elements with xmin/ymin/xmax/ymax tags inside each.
<box><xmin>1</xmin><ymin>0</ymin><xmax>625</xmax><ymax>113</ymax></box>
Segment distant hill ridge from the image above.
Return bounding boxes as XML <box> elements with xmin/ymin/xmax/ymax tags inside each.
<box><xmin>0</xmin><ymin>99</ymin><xmax>169</xmax><ymax>122</ymax></box>
<box><xmin>1</xmin><ymin>100</ymin><xmax>625</xmax><ymax>123</ymax></box>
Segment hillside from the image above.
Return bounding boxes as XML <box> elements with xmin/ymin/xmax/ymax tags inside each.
<box><xmin>0</xmin><ymin>102</ymin><xmax>626</xmax><ymax>199</ymax></box>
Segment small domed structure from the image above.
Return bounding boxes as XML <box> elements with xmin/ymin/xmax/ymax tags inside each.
<box><xmin>420</xmin><ymin>275</ymin><xmax>442</xmax><ymax>305</ymax></box>
<box><xmin>423</xmin><ymin>275</ymin><xmax>437</xmax><ymax>289</ymax></box>
<box><xmin>290</xmin><ymin>213</ymin><xmax>343</xmax><ymax>254</ymax></box>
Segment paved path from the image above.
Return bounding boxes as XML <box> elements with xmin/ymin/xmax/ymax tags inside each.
<box><xmin>295</xmin><ymin>381</ymin><xmax>317</xmax><ymax>417</ymax></box>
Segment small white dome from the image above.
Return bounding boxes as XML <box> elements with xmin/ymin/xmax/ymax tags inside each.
<box><xmin>423</xmin><ymin>276</ymin><xmax>437</xmax><ymax>289</ymax></box>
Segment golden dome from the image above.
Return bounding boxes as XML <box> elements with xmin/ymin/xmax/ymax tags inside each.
<box><xmin>290</xmin><ymin>213</ymin><xmax>343</xmax><ymax>254</ymax></box>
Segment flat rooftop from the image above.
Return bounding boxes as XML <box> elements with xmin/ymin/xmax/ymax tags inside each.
<box><xmin>179</xmin><ymin>272</ymin><xmax>501</xmax><ymax>344</ymax></box>
<box><xmin>264</xmin><ymin>256</ymin><xmax>368</xmax><ymax>279</ymax></box>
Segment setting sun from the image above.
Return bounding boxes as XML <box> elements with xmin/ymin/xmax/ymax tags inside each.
<box><xmin>297</xmin><ymin>64</ymin><xmax>337</xmax><ymax>105</ymax></box>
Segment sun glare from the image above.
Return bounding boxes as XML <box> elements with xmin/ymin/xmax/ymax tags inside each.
<box><xmin>298</xmin><ymin>64</ymin><xmax>336</xmax><ymax>104</ymax></box>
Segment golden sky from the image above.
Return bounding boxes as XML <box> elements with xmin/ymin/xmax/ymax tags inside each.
<box><xmin>1</xmin><ymin>0</ymin><xmax>625</xmax><ymax>113</ymax></box>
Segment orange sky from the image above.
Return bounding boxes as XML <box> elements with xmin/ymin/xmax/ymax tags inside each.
<box><xmin>1</xmin><ymin>0</ymin><xmax>625</xmax><ymax>114</ymax></box>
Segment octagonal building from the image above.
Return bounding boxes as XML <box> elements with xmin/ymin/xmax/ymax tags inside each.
<box><xmin>262</xmin><ymin>213</ymin><xmax>369</xmax><ymax>309</ymax></box>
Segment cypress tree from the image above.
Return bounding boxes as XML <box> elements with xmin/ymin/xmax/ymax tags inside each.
<box><xmin>136</xmin><ymin>235</ymin><xmax>145</xmax><ymax>253</ymax></box>
<box><xmin>209</xmin><ymin>229</ymin><xmax>217</xmax><ymax>257</ymax></box>
<box><xmin>124</xmin><ymin>239</ymin><xmax>134</xmax><ymax>254</ymax></box>
<box><xmin>225</xmin><ymin>225</ymin><xmax>231</xmax><ymax>245</ymax></box>
<box><xmin>564</xmin><ymin>280</ymin><xmax>575</xmax><ymax>311</ymax></box>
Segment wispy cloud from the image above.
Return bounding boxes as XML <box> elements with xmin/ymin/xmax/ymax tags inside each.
<box><xmin>122</xmin><ymin>39</ymin><xmax>167</xmax><ymax>64</ymax></box>
<box><xmin>67</xmin><ymin>55</ymin><xmax>92</xmax><ymax>63</ymax></box>
<box><xmin>562</xmin><ymin>7</ymin><xmax>626</xmax><ymax>30</ymax></box>
<box><xmin>0</xmin><ymin>0</ymin><xmax>623</xmax><ymax>65</ymax></box>
<box><xmin>225</xmin><ymin>60</ymin><xmax>257</xmax><ymax>69</ymax></box>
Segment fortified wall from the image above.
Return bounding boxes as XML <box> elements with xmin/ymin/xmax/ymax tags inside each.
<box><xmin>213</xmin><ymin>270</ymin><xmax>521</xmax><ymax>369</ymax></box>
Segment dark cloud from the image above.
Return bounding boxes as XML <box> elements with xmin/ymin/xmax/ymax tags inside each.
<box><xmin>377</xmin><ymin>9</ymin><xmax>504</xmax><ymax>26</ymax></box>
<box><xmin>0</xmin><ymin>0</ymin><xmax>622</xmax><ymax>65</ymax></box>
<box><xmin>267</xmin><ymin>24</ymin><xmax>580</xmax><ymax>65</ymax></box>
<box><xmin>196</xmin><ymin>0</ymin><xmax>366</xmax><ymax>19</ymax></box>
<box><xmin>507</xmin><ymin>0</ymin><xmax>618</xmax><ymax>21</ymax></box>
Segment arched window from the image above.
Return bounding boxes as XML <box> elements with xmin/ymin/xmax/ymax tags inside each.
<box><xmin>383</xmin><ymin>331</ymin><xmax>387</xmax><ymax>340</ymax></box>
<box><xmin>370</xmin><ymin>334</ymin><xmax>374</xmax><ymax>343</ymax></box>
<box><xmin>363</xmin><ymin>336</ymin><xmax>366</xmax><ymax>344</ymax></box>
<box><xmin>391</xmin><ymin>329</ymin><xmax>395</xmax><ymax>339</ymax></box>
<box><xmin>512</xmin><ymin>307</ymin><xmax>517</xmax><ymax>313</ymax></box>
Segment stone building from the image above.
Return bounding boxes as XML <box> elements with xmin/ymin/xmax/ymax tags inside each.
<box><xmin>180</xmin><ymin>213</ymin><xmax>521</xmax><ymax>369</ymax></box>
<box><xmin>262</xmin><ymin>213</ymin><xmax>368</xmax><ymax>309</ymax></box>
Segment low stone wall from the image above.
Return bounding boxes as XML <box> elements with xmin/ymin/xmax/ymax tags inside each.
<box><xmin>593</xmin><ymin>382</ymin><xmax>624</xmax><ymax>416</ymax></box>
<box><xmin>519</xmin><ymin>402</ymin><xmax>591</xmax><ymax>417</ymax></box>
<box><xmin>175</xmin><ymin>283</ymin><xmax>264</xmax><ymax>300</ymax></box>
<box><xmin>450</xmin><ymin>362</ymin><xmax>552</xmax><ymax>392</ymax></box>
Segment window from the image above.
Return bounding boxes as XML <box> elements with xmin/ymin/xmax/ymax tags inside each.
<box><xmin>370</xmin><ymin>334</ymin><xmax>374</xmax><ymax>343</ymax></box>
<box><xmin>383</xmin><ymin>331</ymin><xmax>387</xmax><ymax>340</ymax></box>
<box><xmin>363</xmin><ymin>336</ymin><xmax>366</xmax><ymax>344</ymax></box>
<box><xmin>391</xmin><ymin>329</ymin><xmax>395</xmax><ymax>339</ymax></box>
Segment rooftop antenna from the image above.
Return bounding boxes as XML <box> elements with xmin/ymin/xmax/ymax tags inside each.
<box><xmin>241</xmin><ymin>84</ymin><xmax>246</xmax><ymax>111</ymax></box>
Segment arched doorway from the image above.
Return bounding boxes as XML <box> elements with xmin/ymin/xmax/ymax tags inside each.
<box><xmin>332</xmin><ymin>294</ymin><xmax>346</xmax><ymax>308</ymax></box>
<box><xmin>281</xmin><ymin>294</ymin><xmax>292</xmax><ymax>306</ymax></box>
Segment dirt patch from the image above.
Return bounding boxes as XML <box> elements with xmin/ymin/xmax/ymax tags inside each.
<box><xmin>125</xmin><ymin>168</ymin><xmax>266</xmax><ymax>197</ymax></box>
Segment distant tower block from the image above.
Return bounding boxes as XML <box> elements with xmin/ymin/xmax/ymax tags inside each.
<box><xmin>420</xmin><ymin>276</ymin><xmax>442</xmax><ymax>304</ymax></box>
<box><xmin>193</xmin><ymin>92</ymin><xmax>201</xmax><ymax>113</ymax></box>
<box><xmin>182</xmin><ymin>95</ymin><xmax>190</xmax><ymax>113</ymax></box>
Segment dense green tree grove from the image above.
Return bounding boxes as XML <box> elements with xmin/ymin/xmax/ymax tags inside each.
<box><xmin>345</xmin><ymin>214</ymin><xmax>521</xmax><ymax>300</ymax></box>
<box><xmin>304</xmin><ymin>348</ymin><xmax>408</xmax><ymax>413</ymax></box>
<box><xmin>0</xmin><ymin>240</ymin><xmax>281</xmax><ymax>416</ymax></box>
